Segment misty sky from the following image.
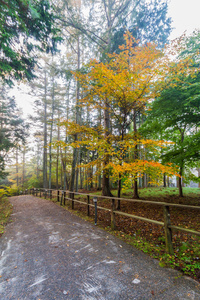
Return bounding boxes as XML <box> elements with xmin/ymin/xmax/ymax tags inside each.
<box><xmin>12</xmin><ymin>0</ymin><xmax>200</xmax><ymax>116</ymax></box>
<box><xmin>169</xmin><ymin>0</ymin><xmax>200</xmax><ymax>39</ymax></box>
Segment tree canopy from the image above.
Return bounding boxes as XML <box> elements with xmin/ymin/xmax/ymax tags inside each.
<box><xmin>0</xmin><ymin>0</ymin><xmax>61</xmax><ymax>85</ymax></box>
<box><xmin>140</xmin><ymin>31</ymin><xmax>200</xmax><ymax>195</ymax></box>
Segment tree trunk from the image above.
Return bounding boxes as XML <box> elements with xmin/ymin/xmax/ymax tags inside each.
<box><xmin>163</xmin><ymin>173</ymin><xmax>166</xmax><ymax>187</ymax></box>
<box><xmin>102</xmin><ymin>102</ymin><xmax>113</xmax><ymax>196</ymax></box>
<box><xmin>56</xmin><ymin>116</ymin><xmax>60</xmax><ymax>189</ymax></box>
<box><xmin>56</xmin><ymin>146</ymin><xmax>59</xmax><ymax>189</ymax></box>
<box><xmin>90</xmin><ymin>151</ymin><xmax>95</xmax><ymax>189</ymax></box>
<box><xmin>61</xmin><ymin>82</ymin><xmax>70</xmax><ymax>191</ymax></box>
<box><xmin>16</xmin><ymin>148</ymin><xmax>19</xmax><ymax>187</ymax></box>
<box><xmin>43</xmin><ymin>69</ymin><xmax>48</xmax><ymax>188</ymax></box>
<box><xmin>178</xmin><ymin>130</ymin><xmax>185</xmax><ymax>197</ymax></box>
<box><xmin>48</xmin><ymin>76</ymin><xmax>55</xmax><ymax>190</ymax></box>
<box><xmin>167</xmin><ymin>176</ymin><xmax>170</xmax><ymax>187</ymax></box>
<box><xmin>70</xmin><ymin>145</ymin><xmax>78</xmax><ymax>192</ymax></box>
<box><xmin>178</xmin><ymin>165</ymin><xmax>183</xmax><ymax>197</ymax></box>
<box><xmin>75</xmin><ymin>148</ymin><xmax>80</xmax><ymax>192</ymax></box>
<box><xmin>101</xmin><ymin>6</ymin><xmax>113</xmax><ymax>196</ymax></box>
<box><xmin>97</xmin><ymin>108</ymin><xmax>102</xmax><ymax>190</ymax></box>
<box><xmin>22</xmin><ymin>146</ymin><xmax>26</xmax><ymax>187</ymax></box>
<box><xmin>80</xmin><ymin>166</ymin><xmax>83</xmax><ymax>189</ymax></box>
<box><xmin>36</xmin><ymin>140</ymin><xmax>40</xmax><ymax>179</ymax></box>
<box><xmin>70</xmin><ymin>34</ymin><xmax>81</xmax><ymax>192</ymax></box>
<box><xmin>117</xmin><ymin>174</ymin><xmax>121</xmax><ymax>210</ymax></box>
<box><xmin>133</xmin><ymin>179</ymin><xmax>139</xmax><ymax>199</ymax></box>
<box><xmin>102</xmin><ymin>175</ymin><xmax>113</xmax><ymax>196</ymax></box>
<box><xmin>133</xmin><ymin>109</ymin><xmax>139</xmax><ymax>199</ymax></box>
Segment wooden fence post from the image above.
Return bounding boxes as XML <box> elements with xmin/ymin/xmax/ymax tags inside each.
<box><xmin>57</xmin><ymin>190</ymin><xmax>60</xmax><ymax>202</ymax></box>
<box><xmin>87</xmin><ymin>195</ymin><xmax>90</xmax><ymax>216</ymax></box>
<box><xmin>111</xmin><ymin>199</ymin><xmax>116</xmax><ymax>230</ymax></box>
<box><xmin>71</xmin><ymin>192</ymin><xmax>74</xmax><ymax>209</ymax></box>
<box><xmin>64</xmin><ymin>191</ymin><xmax>66</xmax><ymax>205</ymax></box>
<box><xmin>163</xmin><ymin>205</ymin><xmax>173</xmax><ymax>254</ymax></box>
<box><xmin>60</xmin><ymin>191</ymin><xmax>64</xmax><ymax>206</ymax></box>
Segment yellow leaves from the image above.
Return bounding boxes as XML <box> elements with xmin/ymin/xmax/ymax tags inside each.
<box><xmin>53</xmin><ymin>32</ymin><xmax>188</xmax><ymax>190</ymax></box>
<box><xmin>72</xmin><ymin>32</ymin><xmax>164</xmax><ymax>114</ymax></box>
<box><xmin>106</xmin><ymin>159</ymin><xmax>179</xmax><ymax>188</ymax></box>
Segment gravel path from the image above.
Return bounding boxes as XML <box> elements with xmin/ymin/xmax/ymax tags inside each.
<box><xmin>0</xmin><ymin>195</ymin><xmax>199</xmax><ymax>300</ymax></box>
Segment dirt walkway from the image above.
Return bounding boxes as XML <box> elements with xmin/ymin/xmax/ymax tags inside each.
<box><xmin>0</xmin><ymin>195</ymin><xmax>199</xmax><ymax>300</ymax></box>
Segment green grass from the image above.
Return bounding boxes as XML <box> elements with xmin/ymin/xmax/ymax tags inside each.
<box><xmin>138</xmin><ymin>187</ymin><xmax>200</xmax><ymax>198</ymax></box>
<box><xmin>0</xmin><ymin>197</ymin><xmax>13</xmax><ymax>236</ymax></box>
<box><xmin>107</xmin><ymin>230</ymin><xmax>200</xmax><ymax>279</ymax></box>
<box><xmin>86</xmin><ymin>187</ymin><xmax>200</xmax><ymax>199</ymax></box>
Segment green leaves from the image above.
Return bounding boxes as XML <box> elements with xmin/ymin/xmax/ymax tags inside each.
<box><xmin>0</xmin><ymin>0</ymin><xmax>61</xmax><ymax>85</ymax></box>
<box><xmin>140</xmin><ymin>32</ymin><xmax>200</xmax><ymax>187</ymax></box>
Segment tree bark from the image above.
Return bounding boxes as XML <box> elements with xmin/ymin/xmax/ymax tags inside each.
<box><xmin>163</xmin><ymin>173</ymin><xmax>166</xmax><ymax>187</ymax></box>
<box><xmin>36</xmin><ymin>140</ymin><xmax>40</xmax><ymax>180</ymax></box>
<box><xmin>22</xmin><ymin>146</ymin><xmax>26</xmax><ymax>187</ymax></box>
<box><xmin>16</xmin><ymin>147</ymin><xmax>19</xmax><ymax>187</ymax></box>
<box><xmin>70</xmin><ymin>33</ymin><xmax>81</xmax><ymax>192</ymax></box>
<box><xmin>48</xmin><ymin>76</ymin><xmax>55</xmax><ymax>191</ymax></box>
<box><xmin>75</xmin><ymin>148</ymin><xmax>80</xmax><ymax>192</ymax></box>
<box><xmin>133</xmin><ymin>179</ymin><xmax>139</xmax><ymax>199</ymax></box>
<box><xmin>133</xmin><ymin>109</ymin><xmax>139</xmax><ymax>199</ymax></box>
<box><xmin>117</xmin><ymin>174</ymin><xmax>121</xmax><ymax>210</ymax></box>
<box><xmin>43</xmin><ymin>69</ymin><xmax>48</xmax><ymax>188</ymax></box>
<box><xmin>178</xmin><ymin>130</ymin><xmax>185</xmax><ymax>197</ymax></box>
<box><xmin>178</xmin><ymin>165</ymin><xmax>183</xmax><ymax>197</ymax></box>
<box><xmin>102</xmin><ymin>102</ymin><xmax>113</xmax><ymax>196</ymax></box>
<box><xmin>56</xmin><ymin>115</ymin><xmax>60</xmax><ymax>189</ymax></box>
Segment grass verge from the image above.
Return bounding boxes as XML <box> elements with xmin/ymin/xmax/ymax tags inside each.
<box><xmin>0</xmin><ymin>197</ymin><xmax>13</xmax><ymax>238</ymax></box>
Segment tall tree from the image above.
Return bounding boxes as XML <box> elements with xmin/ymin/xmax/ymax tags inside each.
<box><xmin>69</xmin><ymin>33</ymin><xmax>179</xmax><ymax>197</ymax></box>
<box><xmin>54</xmin><ymin>0</ymin><xmax>172</xmax><ymax>195</ymax></box>
<box><xmin>0</xmin><ymin>82</ymin><xmax>28</xmax><ymax>178</ymax></box>
<box><xmin>140</xmin><ymin>32</ymin><xmax>200</xmax><ymax>196</ymax></box>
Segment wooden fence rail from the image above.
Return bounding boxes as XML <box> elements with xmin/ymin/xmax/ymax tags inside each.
<box><xmin>27</xmin><ymin>188</ymin><xmax>200</xmax><ymax>255</ymax></box>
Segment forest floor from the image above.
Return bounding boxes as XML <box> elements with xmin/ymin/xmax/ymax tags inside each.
<box><xmin>58</xmin><ymin>187</ymin><xmax>200</xmax><ymax>283</ymax></box>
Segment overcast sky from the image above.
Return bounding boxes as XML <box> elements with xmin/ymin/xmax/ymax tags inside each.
<box><xmin>168</xmin><ymin>0</ymin><xmax>200</xmax><ymax>39</ymax></box>
<box><xmin>13</xmin><ymin>0</ymin><xmax>200</xmax><ymax>116</ymax></box>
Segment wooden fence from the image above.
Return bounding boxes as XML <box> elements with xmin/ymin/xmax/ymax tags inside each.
<box><xmin>27</xmin><ymin>188</ymin><xmax>200</xmax><ymax>255</ymax></box>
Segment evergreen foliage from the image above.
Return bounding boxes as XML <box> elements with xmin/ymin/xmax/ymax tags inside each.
<box><xmin>0</xmin><ymin>0</ymin><xmax>61</xmax><ymax>85</ymax></box>
<box><xmin>0</xmin><ymin>83</ymin><xmax>28</xmax><ymax>178</ymax></box>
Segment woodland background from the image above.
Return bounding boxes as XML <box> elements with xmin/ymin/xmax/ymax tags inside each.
<box><xmin>0</xmin><ymin>0</ymin><xmax>200</xmax><ymax>198</ymax></box>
